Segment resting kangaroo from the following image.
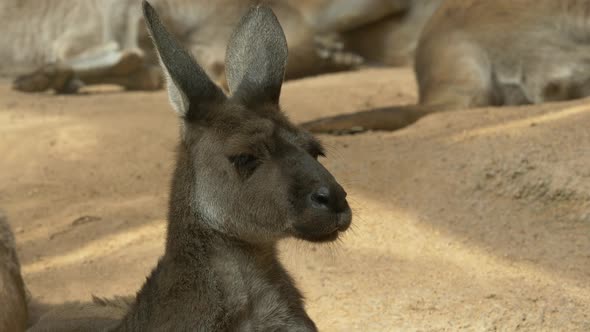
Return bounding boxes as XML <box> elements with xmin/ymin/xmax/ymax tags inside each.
<box><xmin>6</xmin><ymin>0</ymin><xmax>374</xmax><ymax>94</ymax></box>
<box><xmin>0</xmin><ymin>211</ymin><xmax>28</xmax><ymax>332</ymax></box>
<box><xmin>342</xmin><ymin>0</ymin><xmax>443</xmax><ymax>66</ymax></box>
<box><xmin>302</xmin><ymin>0</ymin><xmax>590</xmax><ymax>133</ymax></box>
<box><xmin>3</xmin><ymin>0</ymin><xmax>160</xmax><ymax>93</ymax></box>
<box><xmin>29</xmin><ymin>2</ymin><xmax>351</xmax><ymax>331</ymax></box>
<box><xmin>8</xmin><ymin>0</ymin><xmax>444</xmax><ymax>95</ymax></box>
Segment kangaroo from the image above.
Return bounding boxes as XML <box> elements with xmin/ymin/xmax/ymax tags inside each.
<box><xmin>286</xmin><ymin>0</ymin><xmax>409</xmax><ymax>33</ymax></box>
<box><xmin>4</xmin><ymin>0</ymin><xmax>162</xmax><ymax>93</ymax></box>
<box><xmin>29</xmin><ymin>2</ymin><xmax>351</xmax><ymax>331</ymax></box>
<box><xmin>302</xmin><ymin>0</ymin><xmax>590</xmax><ymax>134</ymax></box>
<box><xmin>342</xmin><ymin>0</ymin><xmax>443</xmax><ymax>66</ymax></box>
<box><xmin>0</xmin><ymin>211</ymin><xmax>28</xmax><ymax>332</ymax></box>
<box><xmin>7</xmin><ymin>0</ymin><xmax>375</xmax><ymax>94</ymax></box>
<box><xmin>8</xmin><ymin>0</ymin><xmax>442</xmax><ymax>95</ymax></box>
<box><xmin>289</xmin><ymin>0</ymin><xmax>442</xmax><ymax>67</ymax></box>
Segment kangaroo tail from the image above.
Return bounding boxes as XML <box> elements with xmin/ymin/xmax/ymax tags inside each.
<box><xmin>300</xmin><ymin>104</ymin><xmax>446</xmax><ymax>134</ymax></box>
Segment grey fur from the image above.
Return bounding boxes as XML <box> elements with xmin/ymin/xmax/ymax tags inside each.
<box><xmin>112</xmin><ymin>3</ymin><xmax>351</xmax><ymax>330</ymax></box>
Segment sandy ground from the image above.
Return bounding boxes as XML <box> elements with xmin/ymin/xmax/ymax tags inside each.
<box><xmin>1</xmin><ymin>67</ymin><xmax>589</xmax><ymax>331</ymax></box>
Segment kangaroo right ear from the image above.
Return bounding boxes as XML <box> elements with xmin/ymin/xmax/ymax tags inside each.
<box><xmin>142</xmin><ymin>1</ymin><xmax>225</xmax><ymax>120</ymax></box>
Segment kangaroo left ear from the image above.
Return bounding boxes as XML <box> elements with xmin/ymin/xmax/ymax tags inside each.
<box><xmin>225</xmin><ymin>6</ymin><xmax>288</xmax><ymax>106</ymax></box>
<box><xmin>142</xmin><ymin>0</ymin><xmax>226</xmax><ymax>120</ymax></box>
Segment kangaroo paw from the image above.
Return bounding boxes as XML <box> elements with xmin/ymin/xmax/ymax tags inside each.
<box><xmin>314</xmin><ymin>33</ymin><xmax>364</xmax><ymax>67</ymax></box>
<box><xmin>55</xmin><ymin>78</ymin><xmax>84</xmax><ymax>94</ymax></box>
<box><xmin>121</xmin><ymin>66</ymin><xmax>164</xmax><ymax>91</ymax></box>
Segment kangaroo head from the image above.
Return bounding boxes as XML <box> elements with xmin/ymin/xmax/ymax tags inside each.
<box><xmin>143</xmin><ymin>1</ymin><xmax>351</xmax><ymax>243</ymax></box>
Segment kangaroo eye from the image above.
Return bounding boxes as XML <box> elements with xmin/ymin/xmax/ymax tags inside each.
<box><xmin>309</xmin><ymin>147</ymin><xmax>325</xmax><ymax>160</ymax></box>
<box><xmin>229</xmin><ymin>154</ymin><xmax>260</xmax><ymax>177</ymax></box>
<box><xmin>307</xmin><ymin>140</ymin><xmax>326</xmax><ymax>160</ymax></box>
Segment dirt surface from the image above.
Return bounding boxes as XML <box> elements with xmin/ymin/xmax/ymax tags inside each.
<box><xmin>1</xmin><ymin>68</ymin><xmax>589</xmax><ymax>331</ymax></box>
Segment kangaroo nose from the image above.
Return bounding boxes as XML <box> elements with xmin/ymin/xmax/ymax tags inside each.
<box><xmin>310</xmin><ymin>187</ymin><xmax>330</xmax><ymax>209</ymax></box>
<box><xmin>309</xmin><ymin>185</ymin><xmax>348</xmax><ymax>213</ymax></box>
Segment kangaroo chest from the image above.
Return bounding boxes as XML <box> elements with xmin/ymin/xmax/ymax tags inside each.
<box><xmin>212</xmin><ymin>253</ymin><xmax>309</xmax><ymax>331</ymax></box>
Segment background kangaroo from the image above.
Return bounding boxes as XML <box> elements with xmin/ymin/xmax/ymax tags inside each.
<box><xmin>3</xmin><ymin>0</ymin><xmax>367</xmax><ymax>93</ymax></box>
<box><xmin>342</xmin><ymin>0</ymin><xmax>443</xmax><ymax>67</ymax></box>
<box><xmin>0</xmin><ymin>211</ymin><xmax>28</xmax><ymax>332</ymax></box>
<box><xmin>5</xmin><ymin>0</ymin><xmax>441</xmax><ymax>94</ymax></box>
<box><xmin>28</xmin><ymin>2</ymin><xmax>351</xmax><ymax>330</ymax></box>
<box><xmin>302</xmin><ymin>0</ymin><xmax>590</xmax><ymax>133</ymax></box>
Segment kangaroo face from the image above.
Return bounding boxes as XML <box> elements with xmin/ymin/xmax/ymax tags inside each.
<box><xmin>183</xmin><ymin>101</ymin><xmax>351</xmax><ymax>243</ymax></box>
<box><xmin>144</xmin><ymin>1</ymin><xmax>351</xmax><ymax>244</ymax></box>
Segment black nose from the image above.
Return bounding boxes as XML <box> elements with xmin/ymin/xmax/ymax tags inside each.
<box><xmin>308</xmin><ymin>185</ymin><xmax>348</xmax><ymax>213</ymax></box>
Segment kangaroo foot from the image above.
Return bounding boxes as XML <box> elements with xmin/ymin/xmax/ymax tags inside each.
<box><xmin>107</xmin><ymin>49</ymin><xmax>145</xmax><ymax>76</ymax></box>
<box><xmin>119</xmin><ymin>66</ymin><xmax>164</xmax><ymax>91</ymax></box>
<box><xmin>314</xmin><ymin>33</ymin><xmax>365</xmax><ymax>67</ymax></box>
<box><xmin>12</xmin><ymin>64</ymin><xmax>81</xmax><ymax>94</ymax></box>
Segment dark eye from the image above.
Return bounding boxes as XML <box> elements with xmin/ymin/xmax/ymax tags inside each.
<box><xmin>229</xmin><ymin>154</ymin><xmax>260</xmax><ymax>177</ymax></box>
<box><xmin>307</xmin><ymin>140</ymin><xmax>325</xmax><ymax>160</ymax></box>
<box><xmin>310</xmin><ymin>147</ymin><xmax>325</xmax><ymax>160</ymax></box>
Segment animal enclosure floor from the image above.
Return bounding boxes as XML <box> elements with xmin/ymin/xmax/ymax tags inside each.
<box><xmin>1</xmin><ymin>68</ymin><xmax>589</xmax><ymax>331</ymax></box>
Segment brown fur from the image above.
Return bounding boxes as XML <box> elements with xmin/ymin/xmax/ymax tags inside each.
<box><xmin>302</xmin><ymin>0</ymin><xmax>590</xmax><ymax>134</ymax></box>
<box><xmin>29</xmin><ymin>3</ymin><xmax>351</xmax><ymax>330</ymax></box>
<box><xmin>285</xmin><ymin>0</ymin><xmax>409</xmax><ymax>32</ymax></box>
<box><xmin>343</xmin><ymin>0</ymin><xmax>443</xmax><ymax>66</ymax></box>
<box><xmin>0</xmin><ymin>211</ymin><xmax>28</xmax><ymax>332</ymax></box>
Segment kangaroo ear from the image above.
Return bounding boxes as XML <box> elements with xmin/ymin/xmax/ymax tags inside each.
<box><xmin>142</xmin><ymin>1</ymin><xmax>225</xmax><ymax>120</ymax></box>
<box><xmin>225</xmin><ymin>6</ymin><xmax>288</xmax><ymax>106</ymax></box>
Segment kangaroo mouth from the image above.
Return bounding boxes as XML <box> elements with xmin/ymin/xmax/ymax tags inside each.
<box><xmin>302</xmin><ymin>229</ymin><xmax>341</xmax><ymax>243</ymax></box>
<box><xmin>293</xmin><ymin>209</ymin><xmax>352</xmax><ymax>243</ymax></box>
